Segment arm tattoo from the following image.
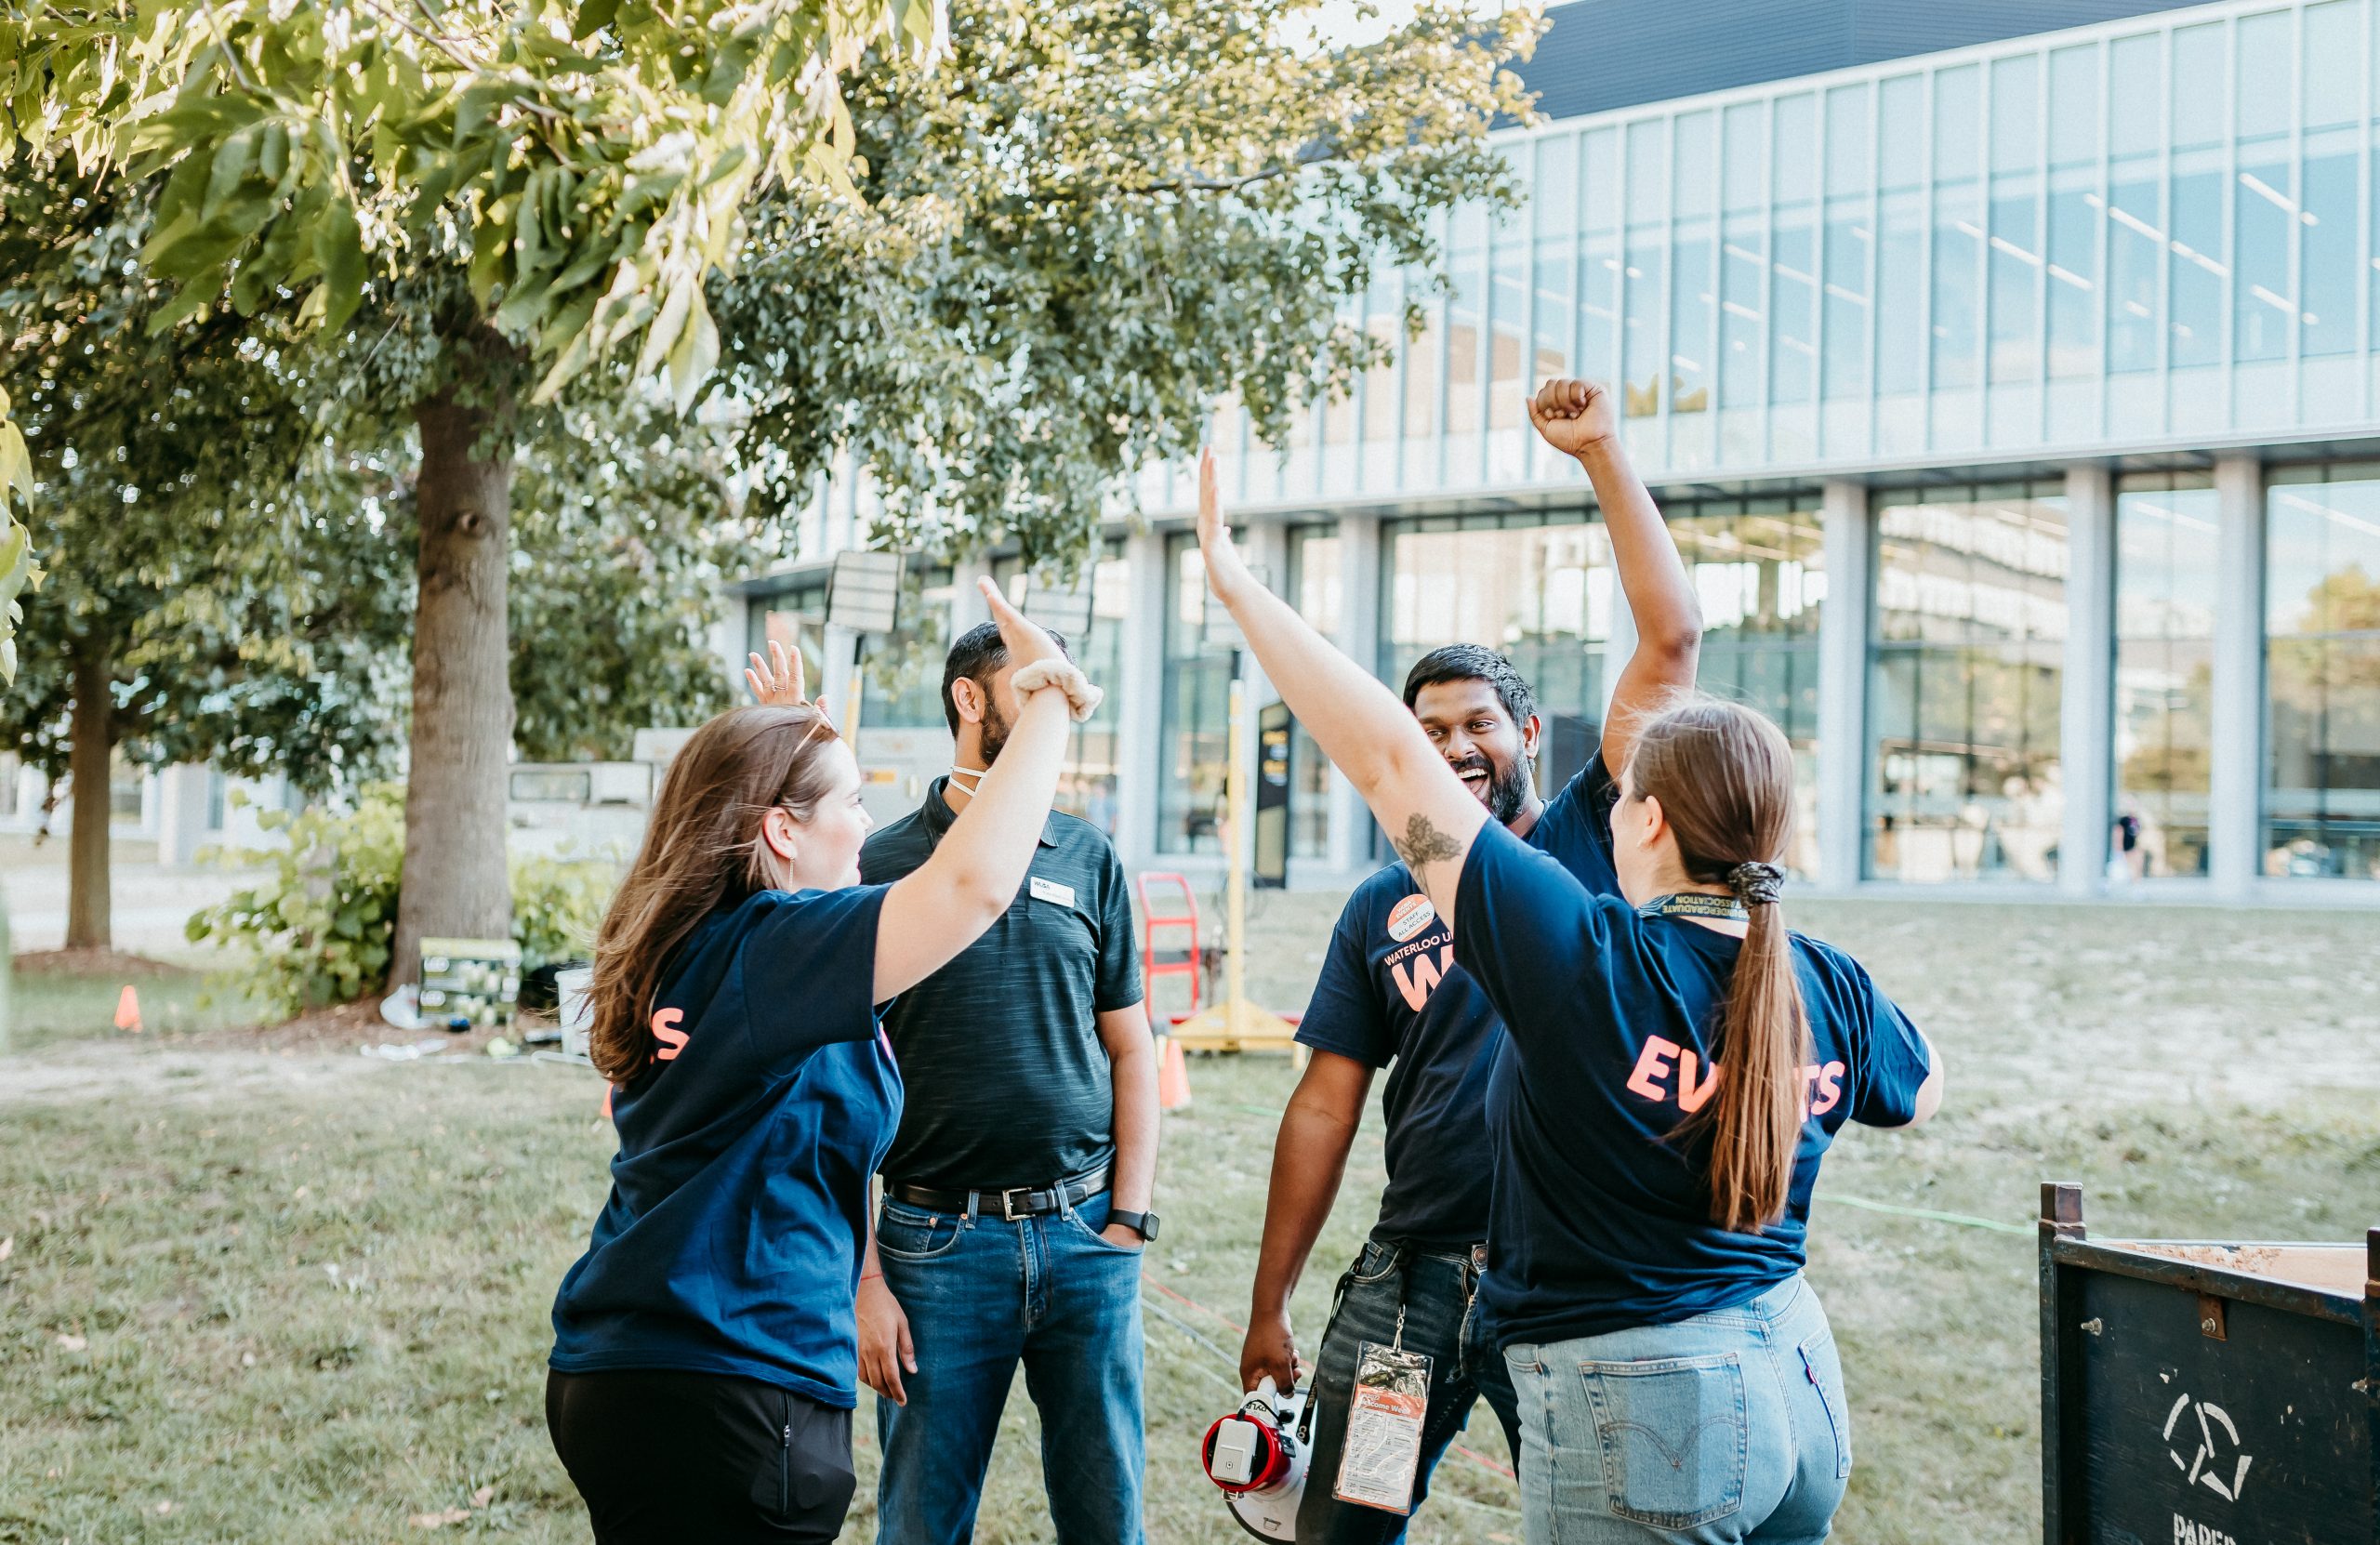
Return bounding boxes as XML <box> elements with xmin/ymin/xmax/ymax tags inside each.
<box><xmin>1392</xmin><ymin>814</ymin><xmax>1462</xmax><ymax>873</ymax></box>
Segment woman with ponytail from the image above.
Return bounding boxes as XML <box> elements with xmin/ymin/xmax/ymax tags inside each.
<box><xmin>544</xmin><ymin>580</ymin><xmax>1097</xmax><ymax>1544</ymax></box>
<box><xmin>1196</xmin><ymin>440</ymin><xmax>1940</xmax><ymax>1544</ymax></box>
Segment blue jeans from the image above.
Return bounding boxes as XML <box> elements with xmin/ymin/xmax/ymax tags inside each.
<box><xmin>1298</xmin><ymin>1239</ymin><xmax>1523</xmax><ymax>1545</ymax></box>
<box><xmin>1503</xmin><ymin>1276</ymin><xmax>1851</xmax><ymax>1545</ymax></box>
<box><xmin>872</xmin><ymin>1189</ymin><xmax>1144</xmax><ymax>1545</ymax></box>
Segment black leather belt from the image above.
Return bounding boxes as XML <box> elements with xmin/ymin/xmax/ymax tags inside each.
<box><xmin>887</xmin><ymin>1165</ymin><xmax>1111</xmax><ymax>1222</ymax></box>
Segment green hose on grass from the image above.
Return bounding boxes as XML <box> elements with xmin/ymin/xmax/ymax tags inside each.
<box><xmin>1823</xmin><ymin>1193</ymin><xmax>2031</xmax><ymax>1236</ymax></box>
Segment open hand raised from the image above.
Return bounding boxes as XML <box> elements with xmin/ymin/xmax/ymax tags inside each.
<box><xmin>977</xmin><ymin>576</ymin><xmax>1067</xmax><ymax>673</ymax></box>
<box><xmin>745</xmin><ymin>639</ymin><xmax>813</xmax><ymax>712</ymax></box>
<box><xmin>1196</xmin><ymin>445</ymin><xmax>1254</xmax><ymax>602</ymax></box>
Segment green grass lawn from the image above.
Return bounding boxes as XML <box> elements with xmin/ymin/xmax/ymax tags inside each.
<box><xmin>7</xmin><ymin>959</ymin><xmax>262</xmax><ymax>1055</ymax></box>
<box><xmin>5</xmin><ymin>898</ymin><xmax>2379</xmax><ymax>1542</ymax></box>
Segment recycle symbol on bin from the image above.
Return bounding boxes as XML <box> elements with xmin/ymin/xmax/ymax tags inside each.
<box><xmin>2163</xmin><ymin>1393</ymin><xmax>2254</xmax><ymax>1502</ymax></box>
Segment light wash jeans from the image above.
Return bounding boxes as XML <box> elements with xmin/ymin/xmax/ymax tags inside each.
<box><xmin>872</xmin><ymin>1190</ymin><xmax>1145</xmax><ymax>1545</ymax></box>
<box><xmin>1502</xmin><ymin>1276</ymin><xmax>1850</xmax><ymax>1545</ymax></box>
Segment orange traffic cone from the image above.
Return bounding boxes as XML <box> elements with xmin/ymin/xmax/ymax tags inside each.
<box><xmin>113</xmin><ymin>984</ymin><xmax>141</xmax><ymax>1034</ymax></box>
<box><xmin>1157</xmin><ymin>1034</ymin><xmax>1192</xmax><ymax>1112</ymax></box>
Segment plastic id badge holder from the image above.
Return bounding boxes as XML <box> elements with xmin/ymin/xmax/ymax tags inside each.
<box><xmin>1332</xmin><ymin>1336</ymin><xmax>1432</xmax><ymax>1514</ymax></box>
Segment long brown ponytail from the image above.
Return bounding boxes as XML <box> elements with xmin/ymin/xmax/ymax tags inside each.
<box><xmin>586</xmin><ymin>705</ymin><xmax>841</xmax><ymax>1081</ymax></box>
<box><xmin>1624</xmin><ymin>695</ymin><xmax>1808</xmax><ymax>1233</ymax></box>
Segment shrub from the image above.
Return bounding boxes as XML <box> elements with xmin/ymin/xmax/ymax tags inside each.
<box><xmin>188</xmin><ymin>784</ymin><xmax>619</xmax><ymax>1019</ymax></box>
<box><xmin>509</xmin><ymin>853</ymin><xmax>614</xmax><ymax>975</ymax></box>
<box><xmin>189</xmin><ymin>786</ymin><xmax>406</xmax><ymax>1014</ymax></box>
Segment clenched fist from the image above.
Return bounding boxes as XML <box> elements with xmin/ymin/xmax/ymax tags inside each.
<box><xmin>1527</xmin><ymin>377</ymin><xmax>1620</xmax><ymax>458</ymax></box>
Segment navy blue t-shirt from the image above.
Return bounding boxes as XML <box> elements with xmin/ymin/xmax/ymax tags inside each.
<box><xmin>1454</xmin><ymin>820</ymin><xmax>1932</xmax><ymax>1347</ymax></box>
<box><xmin>1295</xmin><ymin>759</ymin><xmax>1620</xmax><ymax>1248</ymax></box>
<box><xmin>549</xmin><ymin>886</ymin><xmax>899</xmax><ymax>1409</ymax></box>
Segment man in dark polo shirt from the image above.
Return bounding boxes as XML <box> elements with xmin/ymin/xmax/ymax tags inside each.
<box><xmin>1238</xmin><ymin>378</ymin><xmax>1702</xmax><ymax>1541</ymax></box>
<box><xmin>856</xmin><ymin>620</ymin><xmax>1157</xmax><ymax>1545</ymax></box>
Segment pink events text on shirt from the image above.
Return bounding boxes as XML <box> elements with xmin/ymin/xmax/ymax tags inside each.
<box><xmin>1625</xmin><ymin>1035</ymin><xmax>1846</xmax><ymax>1121</ymax></box>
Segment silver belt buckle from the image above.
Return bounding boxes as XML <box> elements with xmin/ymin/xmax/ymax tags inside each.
<box><xmin>998</xmin><ymin>1186</ymin><xmax>1034</xmax><ymax>1221</ymax></box>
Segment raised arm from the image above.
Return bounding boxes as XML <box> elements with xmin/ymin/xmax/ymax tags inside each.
<box><xmin>1195</xmin><ymin>450</ymin><xmax>1483</xmax><ymax>920</ymax></box>
<box><xmin>873</xmin><ymin>580</ymin><xmax>1082</xmax><ymax>1001</ymax></box>
<box><xmin>1527</xmin><ymin>379</ymin><xmax>1702</xmax><ymax>777</ymax></box>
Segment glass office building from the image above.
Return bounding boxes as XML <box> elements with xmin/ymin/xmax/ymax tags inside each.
<box><xmin>735</xmin><ymin>0</ymin><xmax>2380</xmax><ymax>896</ymax></box>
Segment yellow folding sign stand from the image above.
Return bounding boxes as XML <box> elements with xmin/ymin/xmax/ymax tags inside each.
<box><xmin>1170</xmin><ymin>678</ymin><xmax>1302</xmax><ymax>1060</ymax></box>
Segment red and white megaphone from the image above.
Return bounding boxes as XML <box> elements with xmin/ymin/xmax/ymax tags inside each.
<box><xmin>1201</xmin><ymin>1375</ymin><xmax>1313</xmax><ymax>1540</ymax></box>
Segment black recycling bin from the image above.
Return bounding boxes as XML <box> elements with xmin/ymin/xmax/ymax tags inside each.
<box><xmin>2039</xmin><ymin>1182</ymin><xmax>2380</xmax><ymax>1545</ymax></box>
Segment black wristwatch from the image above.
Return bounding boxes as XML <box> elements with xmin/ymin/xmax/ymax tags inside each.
<box><xmin>1106</xmin><ymin>1209</ymin><xmax>1160</xmax><ymax>1243</ymax></box>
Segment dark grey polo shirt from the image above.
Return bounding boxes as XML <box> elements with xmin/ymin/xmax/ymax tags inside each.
<box><xmin>859</xmin><ymin>776</ymin><xmax>1144</xmax><ymax>1190</ymax></box>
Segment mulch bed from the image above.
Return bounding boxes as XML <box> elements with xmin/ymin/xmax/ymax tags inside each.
<box><xmin>191</xmin><ymin>1000</ymin><xmax>561</xmax><ymax>1056</ymax></box>
<box><xmin>224</xmin><ymin>997</ymin><xmax>403</xmax><ymax>1052</ymax></box>
<box><xmin>12</xmin><ymin>948</ymin><xmax>190</xmax><ymax>979</ymax></box>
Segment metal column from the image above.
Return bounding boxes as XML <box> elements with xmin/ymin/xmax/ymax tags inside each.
<box><xmin>1816</xmin><ymin>480</ymin><xmax>1872</xmax><ymax>890</ymax></box>
<box><xmin>1113</xmin><ymin>528</ymin><xmax>1170</xmax><ymax>869</ymax></box>
<box><xmin>1329</xmin><ymin>512</ymin><xmax>1383</xmax><ymax>878</ymax></box>
<box><xmin>949</xmin><ymin>555</ymin><xmax>995</xmax><ymax>634</ymax></box>
<box><xmin>1236</xmin><ymin>522</ymin><xmax>1289</xmax><ymax>883</ymax></box>
<box><xmin>818</xmin><ymin>624</ymin><xmax>859</xmax><ymax>738</ymax></box>
<box><xmin>2209</xmin><ymin>453</ymin><xmax>2266</xmax><ymax>898</ymax></box>
<box><xmin>2060</xmin><ymin>464</ymin><xmax>2116</xmax><ymax>897</ymax></box>
<box><xmin>1601</xmin><ymin>583</ymin><xmax>1640</xmax><ymax>723</ymax></box>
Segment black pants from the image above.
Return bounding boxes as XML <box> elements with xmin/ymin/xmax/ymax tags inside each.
<box><xmin>547</xmin><ymin>1368</ymin><xmax>857</xmax><ymax>1543</ymax></box>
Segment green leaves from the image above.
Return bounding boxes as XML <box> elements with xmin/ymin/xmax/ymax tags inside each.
<box><xmin>668</xmin><ymin>290</ymin><xmax>721</xmax><ymax>416</ymax></box>
<box><xmin>713</xmin><ymin>0</ymin><xmax>1533</xmax><ymax>570</ymax></box>
<box><xmin>7</xmin><ymin>0</ymin><xmax>953</xmax><ymax>417</ymax></box>
<box><xmin>186</xmin><ymin>786</ymin><xmax>409</xmax><ymax>1012</ymax></box>
<box><xmin>573</xmin><ymin>0</ymin><xmax>621</xmax><ymax>43</ymax></box>
<box><xmin>0</xmin><ymin>385</ymin><xmax>39</xmax><ymax>684</ymax></box>
<box><xmin>2</xmin><ymin>0</ymin><xmax>1528</xmax><ymax>699</ymax></box>
<box><xmin>0</xmin><ymin>517</ymin><xmax>33</xmax><ymax>681</ymax></box>
<box><xmin>316</xmin><ymin>197</ymin><xmax>363</xmax><ymax>335</ymax></box>
<box><xmin>503</xmin><ymin>393</ymin><xmax>743</xmax><ymax>765</ymax></box>
<box><xmin>0</xmin><ymin>0</ymin><xmax>954</xmax><ymax>690</ymax></box>
<box><xmin>0</xmin><ymin>406</ymin><xmax>31</xmax><ymax>511</ymax></box>
<box><xmin>0</xmin><ymin>161</ymin><xmax>408</xmax><ymax>781</ymax></box>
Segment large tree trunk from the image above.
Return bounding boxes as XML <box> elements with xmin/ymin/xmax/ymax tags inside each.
<box><xmin>65</xmin><ymin>631</ymin><xmax>113</xmax><ymax>951</ymax></box>
<box><xmin>391</xmin><ymin>331</ymin><xmax>520</xmax><ymax>988</ymax></box>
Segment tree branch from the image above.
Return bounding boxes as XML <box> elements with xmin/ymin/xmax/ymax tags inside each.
<box><xmin>1041</xmin><ymin>143</ymin><xmax>1336</xmax><ymax>201</ymax></box>
<box><xmin>350</xmin><ymin>0</ymin><xmax>490</xmax><ymax>72</ymax></box>
<box><xmin>194</xmin><ymin>2</ymin><xmax>266</xmax><ymax>97</ymax></box>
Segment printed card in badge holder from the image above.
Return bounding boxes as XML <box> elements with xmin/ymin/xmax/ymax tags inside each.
<box><xmin>1334</xmin><ymin>1341</ymin><xmax>1432</xmax><ymax>1514</ymax></box>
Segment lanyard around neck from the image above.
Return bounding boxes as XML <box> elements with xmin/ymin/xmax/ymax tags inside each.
<box><xmin>1634</xmin><ymin>891</ymin><xmax>1748</xmax><ymax>923</ymax></box>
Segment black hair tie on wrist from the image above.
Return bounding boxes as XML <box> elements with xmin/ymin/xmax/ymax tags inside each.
<box><xmin>1727</xmin><ymin>861</ymin><xmax>1785</xmax><ymax>906</ymax></box>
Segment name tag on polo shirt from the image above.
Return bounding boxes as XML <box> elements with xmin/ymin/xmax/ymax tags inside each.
<box><xmin>1029</xmin><ymin>875</ymin><xmax>1077</xmax><ymax>909</ymax></box>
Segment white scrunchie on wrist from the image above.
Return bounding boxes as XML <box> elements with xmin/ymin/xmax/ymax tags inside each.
<box><xmin>1012</xmin><ymin>660</ymin><xmax>1104</xmax><ymax>722</ymax></box>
